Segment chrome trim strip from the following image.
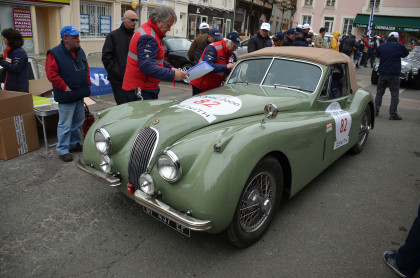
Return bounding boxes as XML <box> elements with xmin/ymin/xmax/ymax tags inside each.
<box><xmin>134</xmin><ymin>190</ymin><xmax>213</xmax><ymax>231</ymax></box>
<box><xmin>76</xmin><ymin>160</ymin><xmax>121</xmax><ymax>187</ymax></box>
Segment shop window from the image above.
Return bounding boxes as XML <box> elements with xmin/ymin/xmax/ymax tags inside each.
<box><xmin>80</xmin><ymin>1</ymin><xmax>111</xmax><ymax>38</ymax></box>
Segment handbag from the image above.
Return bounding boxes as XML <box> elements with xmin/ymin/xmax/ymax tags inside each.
<box><xmin>83</xmin><ymin>102</ymin><xmax>95</xmax><ymax>137</ymax></box>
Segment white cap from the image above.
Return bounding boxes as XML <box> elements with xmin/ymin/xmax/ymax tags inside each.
<box><xmin>261</xmin><ymin>22</ymin><xmax>271</xmax><ymax>31</ymax></box>
<box><xmin>388</xmin><ymin>31</ymin><xmax>399</xmax><ymax>38</ymax></box>
<box><xmin>302</xmin><ymin>23</ymin><xmax>311</xmax><ymax>29</ymax></box>
<box><xmin>199</xmin><ymin>22</ymin><xmax>210</xmax><ymax>30</ymax></box>
<box><xmin>297</xmin><ymin>24</ymin><xmax>303</xmax><ymax>28</ymax></box>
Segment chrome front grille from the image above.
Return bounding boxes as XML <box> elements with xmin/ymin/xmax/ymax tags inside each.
<box><xmin>128</xmin><ymin>127</ymin><xmax>158</xmax><ymax>189</ymax></box>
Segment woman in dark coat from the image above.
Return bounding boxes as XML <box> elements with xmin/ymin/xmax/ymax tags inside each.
<box><xmin>0</xmin><ymin>28</ymin><xmax>29</xmax><ymax>92</ymax></box>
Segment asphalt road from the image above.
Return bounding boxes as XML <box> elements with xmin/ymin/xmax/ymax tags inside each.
<box><xmin>1</xmin><ymin>66</ymin><xmax>419</xmax><ymax>278</ymax></box>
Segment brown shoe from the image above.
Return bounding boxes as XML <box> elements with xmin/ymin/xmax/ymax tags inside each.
<box><xmin>59</xmin><ymin>153</ymin><xmax>73</xmax><ymax>162</ymax></box>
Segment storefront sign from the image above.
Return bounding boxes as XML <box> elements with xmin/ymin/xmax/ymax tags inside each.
<box><xmin>20</xmin><ymin>0</ymin><xmax>70</xmax><ymax>5</ymax></box>
<box><xmin>80</xmin><ymin>14</ymin><xmax>90</xmax><ymax>33</ymax></box>
<box><xmin>100</xmin><ymin>15</ymin><xmax>111</xmax><ymax>34</ymax></box>
<box><xmin>13</xmin><ymin>8</ymin><xmax>33</xmax><ymax>38</ymax></box>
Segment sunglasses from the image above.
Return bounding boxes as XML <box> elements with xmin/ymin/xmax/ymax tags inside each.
<box><xmin>129</xmin><ymin>18</ymin><xmax>138</xmax><ymax>22</ymax></box>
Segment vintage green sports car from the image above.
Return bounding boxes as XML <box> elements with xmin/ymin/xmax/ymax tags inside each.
<box><xmin>77</xmin><ymin>47</ymin><xmax>374</xmax><ymax>247</ymax></box>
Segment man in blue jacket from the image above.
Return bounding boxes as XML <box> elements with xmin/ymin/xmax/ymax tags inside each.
<box><xmin>374</xmin><ymin>32</ymin><xmax>409</xmax><ymax>120</ymax></box>
<box><xmin>46</xmin><ymin>26</ymin><xmax>91</xmax><ymax>162</ymax></box>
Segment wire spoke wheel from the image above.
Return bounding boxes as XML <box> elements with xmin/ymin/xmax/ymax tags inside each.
<box><xmin>227</xmin><ymin>156</ymin><xmax>283</xmax><ymax>247</ymax></box>
<box><xmin>351</xmin><ymin>105</ymin><xmax>372</xmax><ymax>154</ymax></box>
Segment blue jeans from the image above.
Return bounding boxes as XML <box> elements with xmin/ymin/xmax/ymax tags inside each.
<box><xmin>56</xmin><ymin>99</ymin><xmax>85</xmax><ymax>155</ymax></box>
<box><xmin>375</xmin><ymin>75</ymin><xmax>400</xmax><ymax>116</ymax></box>
<box><xmin>397</xmin><ymin>204</ymin><xmax>420</xmax><ymax>277</ymax></box>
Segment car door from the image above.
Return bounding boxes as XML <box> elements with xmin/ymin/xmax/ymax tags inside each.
<box><xmin>317</xmin><ymin>63</ymin><xmax>353</xmax><ymax>162</ymax></box>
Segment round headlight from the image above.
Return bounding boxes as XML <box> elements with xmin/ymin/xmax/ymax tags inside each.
<box><xmin>99</xmin><ymin>155</ymin><xmax>112</xmax><ymax>173</ymax></box>
<box><xmin>94</xmin><ymin>128</ymin><xmax>111</xmax><ymax>154</ymax></box>
<box><xmin>412</xmin><ymin>68</ymin><xmax>419</xmax><ymax>75</ymax></box>
<box><xmin>157</xmin><ymin>150</ymin><xmax>182</xmax><ymax>183</ymax></box>
<box><xmin>139</xmin><ymin>173</ymin><xmax>155</xmax><ymax>195</ymax></box>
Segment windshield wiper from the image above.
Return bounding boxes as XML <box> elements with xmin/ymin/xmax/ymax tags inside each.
<box><xmin>273</xmin><ymin>84</ymin><xmax>312</xmax><ymax>93</ymax></box>
<box><xmin>231</xmin><ymin>81</ymin><xmax>249</xmax><ymax>85</ymax></box>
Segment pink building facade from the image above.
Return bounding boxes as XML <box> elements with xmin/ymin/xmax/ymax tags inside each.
<box><xmin>294</xmin><ymin>0</ymin><xmax>420</xmax><ymax>47</ymax></box>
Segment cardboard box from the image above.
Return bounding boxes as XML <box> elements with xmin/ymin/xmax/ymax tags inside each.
<box><xmin>0</xmin><ymin>90</ymin><xmax>33</xmax><ymax>120</ymax></box>
<box><xmin>29</xmin><ymin>77</ymin><xmax>53</xmax><ymax>97</ymax></box>
<box><xmin>0</xmin><ymin>111</ymin><xmax>40</xmax><ymax>160</ymax></box>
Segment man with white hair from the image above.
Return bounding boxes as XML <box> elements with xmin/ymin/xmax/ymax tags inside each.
<box><xmin>247</xmin><ymin>22</ymin><xmax>272</xmax><ymax>53</ymax></box>
<box><xmin>374</xmin><ymin>31</ymin><xmax>409</xmax><ymax>120</ymax></box>
<box><xmin>122</xmin><ymin>6</ymin><xmax>189</xmax><ymax>100</ymax></box>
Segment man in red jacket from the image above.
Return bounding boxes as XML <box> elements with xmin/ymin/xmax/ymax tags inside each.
<box><xmin>122</xmin><ymin>6</ymin><xmax>188</xmax><ymax>100</ymax></box>
<box><xmin>190</xmin><ymin>32</ymin><xmax>240</xmax><ymax>95</ymax></box>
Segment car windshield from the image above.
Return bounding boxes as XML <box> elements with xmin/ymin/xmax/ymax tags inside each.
<box><xmin>164</xmin><ymin>38</ymin><xmax>192</xmax><ymax>51</ymax></box>
<box><xmin>227</xmin><ymin>58</ymin><xmax>322</xmax><ymax>93</ymax></box>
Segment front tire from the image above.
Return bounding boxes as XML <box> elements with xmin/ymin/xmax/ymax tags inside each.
<box><xmin>351</xmin><ymin>104</ymin><xmax>372</xmax><ymax>154</ymax></box>
<box><xmin>226</xmin><ymin>156</ymin><xmax>283</xmax><ymax>247</ymax></box>
<box><xmin>411</xmin><ymin>77</ymin><xmax>420</xmax><ymax>90</ymax></box>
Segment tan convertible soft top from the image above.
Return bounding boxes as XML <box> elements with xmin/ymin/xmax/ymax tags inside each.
<box><xmin>239</xmin><ymin>47</ymin><xmax>358</xmax><ymax>93</ymax></box>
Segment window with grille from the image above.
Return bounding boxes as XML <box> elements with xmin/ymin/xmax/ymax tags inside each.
<box><xmin>302</xmin><ymin>15</ymin><xmax>312</xmax><ymax>26</ymax></box>
<box><xmin>326</xmin><ymin>0</ymin><xmax>335</xmax><ymax>7</ymax></box>
<box><xmin>324</xmin><ymin>17</ymin><xmax>334</xmax><ymax>33</ymax></box>
<box><xmin>304</xmin><ymin>0</ymin><xmax>313</xmax><ymax>7</ymax></box>
<box><xmin>342</xmin><ymin>18</ymin><xmax>353</xmax><ymax>36</ymax></box>
<box><xmin>80</xmin><ymin>1</ymin><xmax>111</xmax><ymax>38</ymax></box>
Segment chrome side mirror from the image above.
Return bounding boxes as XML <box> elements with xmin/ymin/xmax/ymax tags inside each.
<box><xmin>261</xmin><ymin>104</ymin><xmax>278</xmax><ymax>124</ymax></box>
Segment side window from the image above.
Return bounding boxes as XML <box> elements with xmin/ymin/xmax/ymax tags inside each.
<box><xmin>319</xmin><ymin>63</ymin><xmax>348</xmax><ymax>100</ymax></box>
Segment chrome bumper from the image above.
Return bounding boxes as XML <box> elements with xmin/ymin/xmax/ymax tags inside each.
<box><xmin>76</xmin><ymin>160</ymin><xmax>121</xmax><ymax>187</ymax></box>
<box><xmin>134</xmin><ymin>190</ymin><xmax>212</xmax><ymax>232</ymax></box>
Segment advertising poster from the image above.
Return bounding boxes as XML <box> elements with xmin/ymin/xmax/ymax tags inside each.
<box><xmin>80</xmin><ymin>14</ymin><xmax>90</xmax><ymax>33</ymax></box>
<box><xmin>13</xmin><ymin>8</ymin><xmax>33</xmax><ymax>38</ymax></box>
<box><xmin>100</xmin><ymin>15</ymin><xmax>111</xmax><ymax>34</ymax></box>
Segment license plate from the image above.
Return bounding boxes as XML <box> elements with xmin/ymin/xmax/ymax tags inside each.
<box><xmin>143</xmin><ymin>207</ymin><xmax>191</xmax><ymax>237</ymax></box>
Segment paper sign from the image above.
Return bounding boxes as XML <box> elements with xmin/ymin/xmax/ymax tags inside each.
<box><xmin>184</xmin><ymin>61</ymin><xmax>214</xmax><ymax>82</ymax></box>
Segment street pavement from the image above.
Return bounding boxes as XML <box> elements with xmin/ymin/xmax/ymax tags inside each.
<box><xmin>1</xmin><ymin>65</ymin><xmax>419</xmax><ymax>277</ymax></box>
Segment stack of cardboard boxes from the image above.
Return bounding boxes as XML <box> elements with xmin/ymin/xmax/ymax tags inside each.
<box><xmin>0</xmin><ymin>91</ymin><xmax>40</xmax><ymax>160</ymax></box>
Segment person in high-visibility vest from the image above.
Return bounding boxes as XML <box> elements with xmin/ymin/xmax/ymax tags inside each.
<box><xmin>190</xmin><ymin>32</ymin><xmax>241</xmax><ymax>95</ymax></box>
<box><xmin>122</xmin><ymin>6</ymin><xmax>189</xmax><ymax>100</ymax></box>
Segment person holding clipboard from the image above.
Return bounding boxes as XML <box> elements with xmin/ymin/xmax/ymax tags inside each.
<box><xmin>190</xmin><ymin>32</ymin><xmax>241</xmax><ymax>95</ymax></box>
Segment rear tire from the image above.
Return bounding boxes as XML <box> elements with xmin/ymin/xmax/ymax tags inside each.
<box><xmin>226</xmin><ymin>156</ymin><xmax>283</xmax><ymax>247</ymax></box>
<box><xmin>351</xmin><ymin>104</ymin><xmax>372</xmax><ymax>154</ymax></box>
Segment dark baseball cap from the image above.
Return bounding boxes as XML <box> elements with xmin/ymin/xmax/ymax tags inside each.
<box><xmin>227</xmin><ymin>32</ymin><xmax>241</xmax><ymax>47</ymax></box>
<box><xmin>273</xmin><ymin>32</ymin><xmax>285</xmax><ymax>41</ymax></box>
<box><xmin>287</xmin><ymin>28</ymin><xmax>299</xmax><ymax>35</ymax></box>
<box><xmin>209</xmin><ymin>28</ymin><xmax>223</xmax><ymax>41</ymax></box>
<box><xmin>60</xmin><ymin>26</ymin><xmax>80</xmax><ymax>38</ymax></box>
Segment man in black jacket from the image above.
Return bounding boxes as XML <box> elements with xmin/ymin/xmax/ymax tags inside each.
<box><xmin>102</xmin><ymin>10</ymin><xmax>138</xmax><ymax>105</ymax></box>
<box><xmin>340</xmin><ymin>34</ymin><xmax>356</xmax><ymax>57</ymax></box>
<box><xmin>247</xmin><ymin>22</ymin><xmax>272</xmax><ymax>53</ymax></box>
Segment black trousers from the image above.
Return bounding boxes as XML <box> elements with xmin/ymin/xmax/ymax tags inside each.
<box><xmin>110</xmin><ymin>82</ymin><xmax>136</xmax><ymax>105</ymax></box>
<box><xmin>192</xmin><ymin>85</ymin><xmax>204</xmax><ymax>96</ymax></box>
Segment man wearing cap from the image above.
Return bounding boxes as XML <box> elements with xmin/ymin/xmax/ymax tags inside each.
<box><xmin>190</xmin><ymin>32</ymin><xmax>240</xmax><ymax>95</ymax></box>
<box><xmin>374</xmin><ymin>31</ymin><xmax>409</xmax><ymax>120</ymax></box>
<box><xmin>248</xmin><ymin>22</ymin><xmax>272</xmax><ymax>53</ymax></box>
<box><xmin>123</xmin><ymin>6</ymin><xmax>189</xmax><ymax>100</ymax></box>
<box><xmin>46</xmin><ymin>26</ymin><xmax>91</xmax><ymax>162</ymax></box>
<box><xmin>194</xmin><ymin>28</ymin><xmax>223</xmax><ymax>64</ymax></box>
<box><xmin>188</xmin><ymin>22</ymin><xmax>210</xmax><ymax>62</ymax></box>
<box><xmin>102</xmin><ymin>10</ymin><xmax>138</xmax><ymax>105</ymax></box>
<box><xmin>284</xmin><ymin>28</ymin><xmax>298</xmax><ymax>46</ymax></box>
<box><xmin>301</xmin><ymin>23</ymin><xmax>312</xmax><ymax>45</ymax></box>
<box><xmin>272</xmin><ymin>32</ymin><xmax>285</xmax><ymax>46</ymax></box>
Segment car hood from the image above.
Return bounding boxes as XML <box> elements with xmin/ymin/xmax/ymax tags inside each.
<box><xmin>99</xmin><ymin>85</ymin><xmax>301</xmax><ymax>146</ymax></box>
<box><xmin>401</xmin><ymin>58</ymin><xmax>420</xmax><ymax>72</ymax></box>
<box><xmin>169</xmin><ymin>50</ymin><xmax>189</xmax><ymax>59</ymax></box>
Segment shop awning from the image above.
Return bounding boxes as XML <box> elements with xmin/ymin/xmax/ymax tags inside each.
<box><xmin>353</xmin><ymin>14</ymin><xmax>420</xmax><ymax>33</ymax></box>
